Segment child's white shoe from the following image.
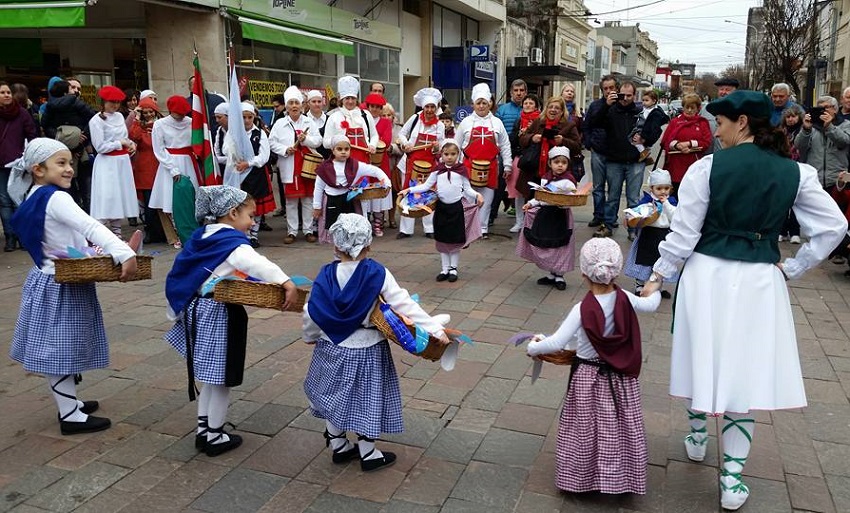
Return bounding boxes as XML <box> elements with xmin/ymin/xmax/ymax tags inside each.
<box><xmin>790</xmin><ymin>235</ymin><xmax>801</xmax><ymax>244</ymax></box>
<box><xmin>509</xmin><ymin>223</ymin><xmax>522</xmax><ymax>233</ymax></box>
<box><xmin>720</xmin><ymin>474</ymin><xmax>749</xmax><ymax>510</ymax></box>
<box><xmin>684</xmin><ymin>433</ymin><xmax>707</xmax><ymax>462</ymax></box>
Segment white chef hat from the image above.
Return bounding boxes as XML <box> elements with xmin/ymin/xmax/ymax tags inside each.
<box><xmin>471</xmin><ymin>83</ymin><xmax>491</xmax><ymax>103</ymax></box>
<box><xmin>548</xmin><ymin>146</ymin><xmax>570</xmax><ymax>160</ymax></box>
<box><xmin>306</xmin><ymin>90</ymin><xmax>323</xmax><ymax>101</ymax></box>
<box><xmin>283</xmin><ymin>85</ymin><xmax>303</xmax><ymax>104</ymax></box>
<box><xmin>139</xmin><ymin>89</ymin><xmax>156</xmax><ymax>100</ymax></box>
<box><xmin>330</xmin><ymin>134</ymin><xmax>351</xmax><ymax>148</ymax></box>
<box><xmin>338</xmin><ymin>76</ymin><xmax>360</xmax><ymax>99</ymax></box>
<box><xmin>648</xmin><ymin>169</ymin><xmax>672</xmax><ymax>187</ymax></box>
<box><xmin>240</xmin><ymin>101</ymin><xmax>256</xmax><ymax>113</ymax></box>
<box><xmin>414</xmin><ymin>87</ymin><xmax>442</xmax><ymax>108</ymax></box>
<box><xmin>214</xmin><ymin>102</ymin><xmax>229</xmax><ymax>116</ymax></box>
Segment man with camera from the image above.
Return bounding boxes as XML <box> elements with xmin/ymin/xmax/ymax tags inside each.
<box><xmin>795</xmin><ymin>96</ymin><xmax>850</xmax><ymax>191</ymax></box>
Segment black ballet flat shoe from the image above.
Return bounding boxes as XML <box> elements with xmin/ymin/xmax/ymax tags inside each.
<box><xmin>554</xmin><ymin>281</ymin><xmax>566</xmax><ymax>291</ymax></box>
<box><xmin>425</xmin><ymin>233</ymin><xmax>434</xmax><ymax>239</ymax></box>
<box><xmin>537</xmin><ymin>276</ymin><xmax>556</xmax><ymax>286</ymax></box>
<box><xmin>259</xmin><ymin>223</ymin><xmax>273</xmax><ymax>232</ymax></box>
<box><xmin>361</xmin><ymin>451</ymin><xmax>397</xmax><ymax>472</ymax></box>
<box><xmin>661</xmin><ymin>290</ymin><xmax>672</xmax><ymax>299</ymax></box>
<box><xmin>436</xmin><ymin>273</ymin><xmax>449</xmax><ymax>282</ymax></box>
<box><xmin>3</xmin><ymin>238</ymin><xmax>16</xmax><ymax>252</ymax></box>
<box><xmin>79</xmin><ymin>400</ymin><xmax>99</xmax><ymax>415</ymax></box>
<box><xmin>195</xmin><ymin>434</ymin><xmax>207</xmax><ymax>450</ymax></box>
<box><xmin>204</xmin><ymin>432</ymin><xmax>243</xmax><ymax>457</ymax></box>
<box><xmin>60</xmin><ymin>415</ymin><xmax>111</xmax><ymax>435</ymax></box>
<box><xmin>447</xmin><ymin>273</ymin><xmax>458</xmax><ymax>283</ymax></box>
<box><xmin>332</xmin><ymin>444</ymin><xmax>360</xmax><ymax>464</ymax></box>
<box><xmin>249</xmin><ymin>238</ymin><xmax>261</xmax><ymax>248</ymax></box>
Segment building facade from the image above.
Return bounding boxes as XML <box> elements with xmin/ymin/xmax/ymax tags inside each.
<box><xmin>595</xmin><ymin>21</ymin><xmax>658</xmax><ymax>87</ymax></box>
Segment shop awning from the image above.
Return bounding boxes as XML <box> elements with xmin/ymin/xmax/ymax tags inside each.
<box><xmin>0</xmin><ymin>1</ymin><xmax>87</xmax><ymax>28</ymax></box>
<box><xmin>506</xmin><ymin>65</ymin><xmax>586</xmax><ymax>83</ymax></box>
<box><xmin>235</xmin><ymin>14</ymin><xmax>354</xmax><ymax>57</ymax></box>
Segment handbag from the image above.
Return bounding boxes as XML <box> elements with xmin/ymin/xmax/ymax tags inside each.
<box><xmin>517</xmin><ymin>142</ymin><xmax>542</xmax><ymax>174</ymax></box>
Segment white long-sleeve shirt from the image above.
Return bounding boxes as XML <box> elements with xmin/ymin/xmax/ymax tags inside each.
<box><xmin>407</xmin><ymin>168</ymin><xmax>479</xmax><ymax>204</ymax></box>
<box><xmin>455</xmin><ymin>112</ymin><xmax>512</xmax><ymax>171</ymax></box>
<box><xmin>152</xmin><ymin>115</ymin><xmax>193</xmax><ymax>177</ymax></box>
<box><xmin>303</xmin><ymin>261</ymin><xmax>445</xmax><ymax>348</ymax></box>
<box><xmin>201</xmin><ymin>224</ymin><xmax>288</xmax><ymax>291</ymax></box>
<box><xmin>306</xmin><ymin>111</ymin><xmax>327</xmax><ymax>134</ymax></box>
<box><xmin>27</xmin><ymin>186</ymin><xmax>135</xmax><ymax>274</ymax></box>
<box><xmin>312</xmin><ymin>160</ymin><xmax>391</xmax><ymax>209</ymax></box>
<box><xmin>653</xmin><ymin>155</ymin><xmax>848</xmax><ymax>280</ymax></box>
<box><xmin>268</xmin><ymin>114</ymin><xmax>322</xmax><ymax>183</ymax></box>
<box><xmin>527</xmin><ymin>289</ymin><xmax>660</xmax><ymax>360</ymax></box>
<box><xmin>323</xmin><ymin>107</ymin><xmax>378</xmax><ymax>150</ymax></box>
<box><xmin>88</xmin><ymin>112</ymin><xmax>127</xmax><ymax>155</ymax></box>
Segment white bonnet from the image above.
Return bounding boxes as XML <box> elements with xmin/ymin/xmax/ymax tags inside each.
<box><xmin>240</xmin><ymin>101</ymin><xmax>256</xmax><ymax>113</ymax></box>
<box><xmin>139</xmin><ymin>89</ymin><xmax>156</xmax><ymax>100</ymax></box>
<box><xmin>548</xmin><ymin>146</ymin><xmax>570</xmax><ymax>160</ymax></box>
<box><xmin>648</xmin><ymin>169</ymin><xmax>672</xmax><ymax>187</ymax></box>
<box><xmin>471</xmin><ymin>83</ymin><xmax>491</xmax><ymax>103</ymax></box>
<box><xmin>329</xmin><ymin>213</ymin><xmax>373</xmax><ymax>259</ymax></box>
<box><xmin>306</xmin><ymin>90</ymin><xmax>323</xmax><ymax>101</ymax></box>
<box><xmin>579</xmin><ymin>237</ymin><xmax>623</xmax><ymax>285</ymax></box>
<box><xmin>214</xmin><ymin>102</ymin><xmax>229</xmax><ymax>116</ymax></box>
<box><xmin>330</xmin><ymin>134</ymin><xmax>351</xmax><ymax>148</ymax></box>
<box><xmin>440</xmin><ymin>138</ymin><xmax>460</xmax><ymax>151</ymax></box>
<box><xmin>5</xmin><ymin>138</ymin><xmax>69</xmax><ymax>206</ymax></box>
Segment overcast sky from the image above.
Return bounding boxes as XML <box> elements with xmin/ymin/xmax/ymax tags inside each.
<box><xmin>582</xmin><ymin>0</ymin><xmax>763</xmax><ymax>75</ymax></box>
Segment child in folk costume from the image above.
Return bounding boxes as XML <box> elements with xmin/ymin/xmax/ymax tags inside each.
<box><xmin>623</xmin><ymin>169</ymin><xmax>678</xmax><ymax>298</ymax></box>
<box><xmin>149</xmin><ymin>95</ymin><xmax>198</xmax><ymax>248</ymax></box>
<box><xmin>396</xmin><ymin>88</ymin><xmax>445</xmax><ymax>239</ymax></box>
<box><xmin>212</xmin><ymin>102</ymin><xmax>229</xmax><ymax>178</ymax></box>
<box><xmin>312</xmin><ymin>135</ymin><xmax>391</xmax><ymax>244</ymax></box>
<box><xmin>323</xmin><ymin>76</ymin><xmax>378</xmax><ymax>166</ymax></box>
<box><xmin>269</xmin><ymin>86</ymin><xmax>322</xmax><ymax>244</ymax></box>
<box><xmin>8</xmin><ymin>139</ymin><xmax>138</xmax><ymax>435</ymax></box>
<box><xmin>88</xmin><ymin>85</ymin><xmax>140</xmax><ymax>237</ymax></box>
<box><xmin>222</xmin><ymin>102</ymin><xmax>272</xmax><ymax>248</ymax></box>
<box><xmin>400</xmin><ymin>139</ymin><xmax>483</xmax><ymax>282</ymax></box>
<box><xmin>526</xmin><ymin>237</ymin><xmax>660</xmax><ymax>495</ymax></box>
<box><xmin>516</xmin><ymin>147</ymin><xmax>577</xmax><ymax>291</ymax></box>
<box><xmin>455</xmin><ymin>83</ymin><xmax>512</xmax><ymax>240</ymax></box>
<box><xmin>362</xmin><ymin>93</ymin><xmax>394</xmax><ymax>237</ymax></box>
<box><xmin>303</xmin><ymin>214</ymin><xmax>449</xmax><ymax>471</ymax></box>
<box><xmin>164</xmin><ymin>185</ymin><xmax>297</xmax><ymax>457</ymax></box>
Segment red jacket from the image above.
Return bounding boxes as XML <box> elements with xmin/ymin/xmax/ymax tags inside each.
<box><xmin>660</xmin><ymin>114</ymin><xmax>712</xmax><ymax>183</ymax></box>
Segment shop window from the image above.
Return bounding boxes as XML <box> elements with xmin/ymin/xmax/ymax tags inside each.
<box><xmin>360</xmin><ymin>45</ymin><xmax>387</xmax><ymax>81</ymax></box>
<box><xmin>442</xmin><ymin>8</ymin><xmax>462</xmax><ymax>47</ymax></box>
<box><xmin>433</xmin><ymin>4</ymin><xmax>442</xmax><ymax>47</ymax></box>
<box><xmin>466</xmin><ymin>19</ymin><xmax>479</xmax><ymax>42</ymax></box>
<box><xmin>344</xmin><ymin>42</ymin><xmax>401</xmax><ymax>110</ymax></box>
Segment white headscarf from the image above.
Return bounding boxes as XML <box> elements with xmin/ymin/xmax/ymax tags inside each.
<box><xmin>330</xmin><ymin>134</ymin><xmax>351</xmax><ymax>148</ymax></box>
<box><xmin>648</xmin><ymin>169</ymin><xmax>672</xmax><ymax>186</ymax></box>
<box><xmin>214</xmin><ymin>102</ymin><xmax>229</xmax><ymax>116</ymax></box>
<box><xmin>440</xmin><ymin>138</ymin><xmax>460</xmax><ymax>151</ymax></box>
<box><xmin>329</xmin><ymin>213</ymin><xmax>373</xmax><ymax>259</ymax></box>
<box><xmin>5</xmin><ymin>138</ymin><xmax>69</xmax><ymax>206</ymax></box>
<box><xmin>579</xmin><ymin>237</ymin><xmax>623</xmax><ymax>285</ymax></box>
<box><xmin>306</xmin><ymin>90</ymin><xmax>323</xmax><ymax>101</ymax></box>
<box><xmin>548</xmin><ymin>146</ymin><xmax>570</xmax><ymax>160</ymax></box>
<box><xmin>240</xmin><ymin>102</ymin><xmax>256</xmax><ymax>113</ymax></box>
<box><xmin>139</xmin><ymin>89</ymin><xmax>156</xmax><ymax>100</ymax></box>
<box><xmin>195</xmin><ymin>185</ymin><xmax>248</xmax><ymax>222</ymax></box>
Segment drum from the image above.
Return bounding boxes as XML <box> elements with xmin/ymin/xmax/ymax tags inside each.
<box><xmin>370</xmin><ymin>141</ymin><xmax>387</xmax><ymax>165</ymax></box>
<box><xmin>470</xmin><ymin>160</ymin><xmax>491</xmax><ymax>187</ymax></box>
<box><xmin>412</xmin><ymin>160</ymin><xmax>433</xmax><ymax>184</ymax></box>
<box><xmin>301</xmin><ymin>152</ymin><xmax>323</xmax><ymax>180</ymax></box>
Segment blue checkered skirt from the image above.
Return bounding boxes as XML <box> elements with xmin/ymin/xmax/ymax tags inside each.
<box><xmin>623</xmin><ymin>231</ymin><xmax>680</xmax><ymax>283</ymax></box>
<box><xmin>165</xmin><ymin>297</ymin><xmax>229</xmax><ymax>385</ymax></box>
<box><xmin>304</xmin><ymin>339</ymin><xmax>403</xmax><ymax>438</ymax></box>
<box><xmin>11</xmin><ymin>268</ymin><xmax>108</xmax><ymax>375</ymax></box>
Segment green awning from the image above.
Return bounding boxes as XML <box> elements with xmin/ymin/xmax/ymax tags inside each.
<box><xmin>237</xmin><ymin>15</ymin><xmax>354</xmax><ymax>57</ymax></box>
<box><xmin>0</xmin><ymin>1</ymin><xmax>86</xmax><ymax>28</ymax></box>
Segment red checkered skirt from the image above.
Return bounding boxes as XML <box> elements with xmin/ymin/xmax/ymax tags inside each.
<box><xmin>556</xmin><ymin>359</ymin><xmax>647</xmax><ymax>495</ymax></box>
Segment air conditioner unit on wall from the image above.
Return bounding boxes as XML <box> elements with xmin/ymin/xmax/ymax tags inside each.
<box><xmin>514</xmin><ymin>56</ymin><xmax>530</xmax><ymax>67</ymax></box>
<box><xmin>531</xmin><ymin>47</ymin><xmax>543</xmax><ymax>64</ymax></box>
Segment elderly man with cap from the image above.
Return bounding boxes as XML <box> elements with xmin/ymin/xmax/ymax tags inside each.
<box><xmin>149</xmin><ymin>95</ymin><xmax>198</xmax><ymax>247</ymax></box>
<box><xmin>700</xmin><ymin>77</ymin><xmax>739</xmax><ymax>154</ymax></box>
<box><xmin>269</xmin><ymin>86</ymin><xmax>322</xmax><ymax>244</ymax></box>
<box><xmin>88</xmin><ymin>85</ymin><xmax>139</xmax><ymax>238</ymax></box>
<box><xmin>641</xmin><ymin>90</ymin><xmax>847</xmax><ymax>511</ymax></box>
<box><xmin>456</xmin><ymin>83</ymin><xmax>512</xmax><ymax>240</ymax></box>
<box><xmin>323</xmin><ymin>76</ymin><xmax>378</xmax><ymax>166</ymax></box>
<box><xmin>395</xmin><ymin>87</ymin><xmax>445</xmax><ymax>239</ymax></box>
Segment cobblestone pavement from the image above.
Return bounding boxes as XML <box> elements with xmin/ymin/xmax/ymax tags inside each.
<box><xmin>2</xmin><ymin>201</ymin><xmax>850</xmax><ymax>513</ymax></box>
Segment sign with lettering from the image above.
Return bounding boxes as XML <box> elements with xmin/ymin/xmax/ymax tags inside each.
<box><xmin>470</xmin><ymin>45</ymin><xmax>489</xmax><ymax>62</ymax></box>
<box><xmin>473</xmin><ymin>61</ymin><xmax>495</xmax><ymax>81</ymax></box>
<box><xmin>353</xmin><ymin>18</ymin><xmax>371</xmax><ymax>33</ymax></box>
<box><xmin>272</xmin><ymin>0</ymin><xmax>295</xmax><ymax>8</ymax></box>
<box><xmin>247</xmin><ymin>80</ymin><xmax>287</xmax><ymax>108</ymax></box>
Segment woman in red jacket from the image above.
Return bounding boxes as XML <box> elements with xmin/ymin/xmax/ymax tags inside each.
<box><xmin>128</xmin><ymin>97</ymin><xmax>163</xmax><ymax>242</ymax></box>
<box><xmin>660</xmin><ymin>93</ymin><xmax>712</xmax><ymax>195</ymax></box>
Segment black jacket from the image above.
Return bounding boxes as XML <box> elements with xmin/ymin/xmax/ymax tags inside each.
<box><xmin>596</xmin><ymin>101</ymin><xmax>641</xmax><ymax>163</ymax></box>
<box><xmin>41</xmin><ymin>95</ymin><xmax>96</xmax><ymax>139</ymax></box>
<box><xmin>636</xmin><ymin>106</ymin><xmax>669</xmax><ymax>148</ymax></box>
<box><xmin>582</xmin><ymin>98</ymin><xmax>609</xmax><ymax>153</ymax></box>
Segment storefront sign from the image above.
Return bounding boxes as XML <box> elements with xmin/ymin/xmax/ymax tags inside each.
<box><xmin>272</xmin><ymin>0</ymin><xmax>296</xmax><ymax>7</ymax></box>
<box><xmin>470</xmin><ymin>45</ymin><xmax>489</xmax><ymax>62</ymax></box>
<box><xmin>248</xmin><ymin>79</ymin><xmax>287</xmax><ymax>108</ymax></box>
<box><xmin>473</xmin><ymin>61</ymin><xmax>495</xmax><ymax>81</ymax></box>
<box><xmin>454</xmin><ymin>106</ymin><xmax>472</xmax><ymax>124</ymax></box>
<box><xmin>352</xmin><ymin>18</ymin><xmax>371</xmax><ymax>34</ymax></box>
<box><xmin>80</xmin><ymin>85</ymin><xmax>98</xmax><ymax>109</ymax></box>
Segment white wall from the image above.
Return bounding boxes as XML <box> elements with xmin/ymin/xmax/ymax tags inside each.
<box><xmin>401</xmin><ymin>12</ymin><xmax>423</xmax><ymax>77</ymax></box>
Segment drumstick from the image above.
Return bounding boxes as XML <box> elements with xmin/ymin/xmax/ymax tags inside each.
<box><xmin>350</xmin><ymin>145</ymin><xmax>371</xmax><ymax>153</ymax></box>
<box><xmin>407</xmin><ymin>143</ymin><xmax>435</xmax><ymax>153</ymax></box>
<box><xmin>667</xmin><ymin>148</ymin><xmax>703</xmax><ymax>154</ymax></box>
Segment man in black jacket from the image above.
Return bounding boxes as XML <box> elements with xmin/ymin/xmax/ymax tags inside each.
<box><xmin>586</xmin><ymin>80</ymin><xmax>642</xmax><ymax>237</ymax></box>
<box><xmin>583</xmin><ymin>75</ymin><xmax>619</xmax><ymax>228</ymax></box>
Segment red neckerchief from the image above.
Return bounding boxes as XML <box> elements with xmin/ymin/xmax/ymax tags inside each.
<box><xmin>579</xmin><ymin>286</ymin><xmax>642</xmax><ymax>377</ymax></box>
<box><xmin>519</xmin><ymin>110</ymin><xmax>540</xmax><ymax>129</ymax></box>
<box><xmin>435</xmin><ymin>161</ymin><xmax>468</xmax><ymax>182</ymax></box>
<box><xmin>538</xmin><ymin>117</ymin><xmax>561</xmax><ymax>177</ymax></box>
<box><xmin>315</xmin><ymin>157</ymin><xmax>359</xmax><ymax>188</ymax></box>
<box><xmin>543</xmin><ymin>168</ymin><xmax>575</xmax><ymax>184</ymax></box>
<box><xmin>419</xmin><ymin>112</ymin><xmax>438</xmax><ymax>126</ymax></box>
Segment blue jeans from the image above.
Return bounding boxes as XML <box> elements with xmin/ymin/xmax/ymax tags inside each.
<box><xmin>0</xmin><ymin>167</ymin><xmax>15</xmax><ymax>240</ymax></box>
<box><xmin>590</xmin><ymin>152</ymin><xmax>607</xmax><ymax>221</ymax></box>
<box><xmin>603</xmin><ymin>161</ymin><xmax>644</xmax><ymax>227</ymax></box>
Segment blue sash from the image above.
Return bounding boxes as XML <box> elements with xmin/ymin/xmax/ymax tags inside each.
<box><xmin>10</xmin><ymin>185</ymin><xmax>61</xmax><ymax>266</ymax></box>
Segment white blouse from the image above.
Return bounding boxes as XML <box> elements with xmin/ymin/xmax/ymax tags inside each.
<box><xmin>312</xmin><ymin>160</ymin><xmax>391</xmax><ymax>209</ymax></box>
<box><xmin>653</xmin><ymin>154</ymin><xmax>848</xmax><ymax>280</ymax></box>
<box><xmin>302</xmin><ymin>260</ymin><xmax>446</xmax><ymax>348</ymax></box>
<box><xmin>268</xmin><ymin>114</ymin><xmax>322</xmax><ymax>183</ymax></box>
<box><xmin>454</xmin><ymin>112</ymin><xmax>512</xmax><ymax>170</ymax></box>
<box><xmin>396</xmin><ymin>113</ymin><xmax>446</xmax><ymax>148</ymax></box>
<box><xmin>89</xmin><ymin>112</ymin><xmax>127</xmax><ymax>155</ymax></box>
<box><xmin>201</xmin><ymin>224</ymin><xmax>288</xmax><ymax>291</ymax></box>
<box><xmin>28</xmin><ymin>186</ymin><xmax>136</xmax><ymax>274</ymax></box>
<box><xmin>323</xmin><ymin>107</ymin><xmax>378</xmax><ymax>150</ymax></box>
<box><xmin>152</xmin><ymin>116</ymin><xmax>193</xmax><ymax>176</ymax></box>
<box><xmin>407</xmin><ymin>168</ymin><xmax>478</xmax><ymax>204</ymax></box>
<box><xmin>527</xmin><ymin>289</ymin><xmax>660</xmax><ymax>359</ymax></box>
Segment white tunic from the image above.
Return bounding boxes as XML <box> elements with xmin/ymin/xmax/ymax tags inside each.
<box><xmin>322</xmin><ymin>107</ymin><xmax>378</xmax><ymax>150</ymax></box>
<box><xmin>268</xmin><ymin>115</ymin><xmax>322</xmax><ymax>183</ymax></box>
<box><xmin>89</xmin><ymin>112</ymin><xmax>139</xmax><ymax>219</ymax></box>
<box><xmin>149</xmin><ymin>116</ymin><xmax>197</xmax><ymax>213</ymax></box>
<box><xmin>653</xmin><ymin>154</ymin><xmax>848</xmax><ymax>413</ymax></box>
<box><xmin>29</xmin><ymin>186</ymin><xmax>136</xmax><ymax>274</ymax></box>
<box><xmin>312</xmin><ymin>160</ymin><xmax>391</xmax><ymax>209</ymax></box>
<box><xmin>407</xmin><ymin>168</ymin><xmax>479</xmax><ymax>204</ymax></box>
<box><xmin>454</xmin><ymin>112</ymin><xmax>512</xmax><ymax>169</ymax></box>
<box><xmin>302</xmin><ymin>261</ymin><xmax>445</xmax><ymax>348</ymax></box>
<box><xmin>396</xmin><ymin>113</ymin><xmax>446</xmax><ymax>174</ymax></box>
<box><xmin>306</xmin><ymin>111</ymin><xmax>327</xmax><ymax>134</ymax></box>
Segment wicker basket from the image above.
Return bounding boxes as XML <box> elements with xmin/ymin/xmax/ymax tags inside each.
<box><xmin>54</xmin><ymin>255</ymin><xmax>153</xmax><ymax>284</ymax></box>
<box><xmin>626</xmin><ymin>209</ymin><xmax>661</xmax><ymax>229</ymax></box>
<box><xmin>397</xmin><ymin>195</ymin><xmax>437</xmax><ymax>219</ymax></box>
<box><xmin>358</xmin><ymin>186</ymin><xmax>390</xmax><ymax>200</ymax></box>
<box><xmin>213</xmin><ymin>280</ymin><xmax>308</xmax><ymax>312</ymax></box>
<box><xmin>537</xmin><ymin>350</ymin><xmax>577</xmax><ymax>366</ymax></box>
<box><xmin>533</xmin><ymin>190</ymin><xmax>588</xmax><ymax>207</ymax></box>
<box><xmin>370</xmin><ymin>298</ymin><xmax>449</xmax><ymax>361</ymax></box>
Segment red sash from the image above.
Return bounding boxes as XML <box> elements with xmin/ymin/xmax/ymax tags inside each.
<box><xmin>105</xmin><ymin>149</ymin><xmax>129</xmax><ymax>156</ymax></box>
<box><xmin>463</xmin><ymin>126</ymin><xmax>499</xmax><ymax>188</ymax></box>
<box><xmin>167</xmin><ymin>146</ymin><xmax>202</xmax><ymax>184</ymax></box>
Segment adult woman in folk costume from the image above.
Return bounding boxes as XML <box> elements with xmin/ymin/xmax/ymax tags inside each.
<box><xmin>642</xmin><ymin>91</ymin><xmax>847</xmax><ymax>511</ymax></box>
<box><xmin>323</xmin><ymin>76</ymin><xmax>378</xmax><ymax>166</ymax></box>
<box><xmin>269</xmin><ymin>86</ymin><xmax>322</xmax><ymax>244</ymax></box>
<box><xmin>396</xmin><ymin>88</ymin><xmax>445</xmax><ymax>239</ymax></box>
<box><xmin>455</xmin><ymin>83</ymin><xmax>512</xmax><ymax>239</ymax></box>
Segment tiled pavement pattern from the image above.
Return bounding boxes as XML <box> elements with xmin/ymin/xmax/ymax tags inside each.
<box><xmin>2</xmin><ymin>204</ymin><xmax>850</xmax><ymax>513</ymax></box>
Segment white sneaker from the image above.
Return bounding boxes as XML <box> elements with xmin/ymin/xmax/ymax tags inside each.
<box><xmin>777</xmin><ymin>235</ymin><xmax>784</xmax><ymax>242</ymax></box>
<box><xmin>790</xmin><ymin>235</ymin><xmax>801</xmax><ymax>244</ymax></box>
<box><xmin>509</xmin><ymin>223</ymin><xmax>522</xmax><ymax>233</ymax></box>
<box><xmin>720</xmin><ymin>475</ymin><xmax>749</xmax><ymax>511</ymax></box>
<box><xmin>684</xmin><ymin>434</ymin><xmax>707</xmax><ymax>462</ymax></box>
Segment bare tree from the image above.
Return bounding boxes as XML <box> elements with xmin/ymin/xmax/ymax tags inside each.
<box><xmin>758</xmin><ymin>0</ymin><xmax>816</xmax><ymax>96</ymax></box>
<box><xmin>694</xmin><ymin>72</ymin><xmax>719</xmax><ymax>98</ymax></box>
<box><xmin>720</xmin><ymin>65</ymin><xmax>750</xmax><ymax>89</ymax></box>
